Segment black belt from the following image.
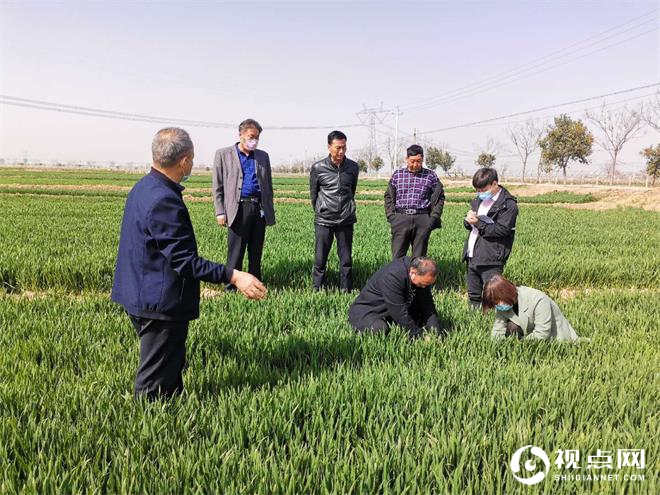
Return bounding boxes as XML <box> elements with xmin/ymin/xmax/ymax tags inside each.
<box><xmin>239</xmin><ymin>196</ymin><xmax>261</xmax><ymax>203</ymax></box>
<box><xmin>396</xmin><ymin>207</ymin><xmax>430</xmax><ymax>215</ymax></box>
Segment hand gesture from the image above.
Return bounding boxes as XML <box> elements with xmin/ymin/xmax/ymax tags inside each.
<box><xmin>230</xmin><ymin>270</ymin><xmax>267</xmax><ymax>300</ymax></box>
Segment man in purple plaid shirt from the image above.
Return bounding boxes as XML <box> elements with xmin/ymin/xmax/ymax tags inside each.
<box><xmin>384</xmin><ymin>145</ymin><xmax>445</xmax><ymax>259</ymax></box>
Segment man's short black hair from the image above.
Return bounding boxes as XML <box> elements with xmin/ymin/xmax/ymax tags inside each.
<box><xmin>472</xmin><ymin>168</ymin><xmax>499</xmax><ymax>189</ymax></box>
<box><xmin>407</xmin><ymin>144</ymin><xmax>424</xmax><ymax>158</ymax></box>
<box><xmin>327</xmin><ymin>130</ymin><xmax>347</xmax><ymax>144</ymax></box>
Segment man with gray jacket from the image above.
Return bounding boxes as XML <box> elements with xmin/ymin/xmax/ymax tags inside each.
<box><xmin>309</xmin><ymin>130</ymin><xmax>360</xmax><ymax>291</ymax></box>
<box><xmin>213</xmin><ymin>119</ymin><xmax>276</xmax><ymax>290</ymax></box>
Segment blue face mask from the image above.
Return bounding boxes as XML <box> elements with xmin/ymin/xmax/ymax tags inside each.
<box><xmin>478</xmin><ymin>190</ymin><xmax>493</xmax><ymax>201</ymax></box>
<box><xmin>495</xmin><ymin>303</ymin><xmax>513</xmax><ymax>312</ymax></box>
<box><xmin>180</xmin><ymin>158</ymin><xmax>192</xmax><ymax>182</ymax></box>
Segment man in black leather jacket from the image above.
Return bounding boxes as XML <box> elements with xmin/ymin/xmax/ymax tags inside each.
<box><xmin>309</xmin><ymin>130</ymin><xmax>360</xmax><ymax>291</ymax></box>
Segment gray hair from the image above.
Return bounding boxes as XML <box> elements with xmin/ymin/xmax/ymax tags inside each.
<box><xmin>238</xmin><ymin>118</ymin><xmax>263</xmax><ymax>134</ymax></box>
<box><xmin>410</xmin><ymin>256</ymin><xmax>438</xmax><ymax>276</ymax></box>
<box><xmin>152</xmin><ymin>127</ymin><xmax>194</xmax><ymax>168</ymax></box>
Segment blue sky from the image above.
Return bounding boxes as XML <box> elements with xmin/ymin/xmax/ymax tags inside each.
<box><xmin>1</xmin><ymin>0</ymin><xmax>658</xmax><ymax>176</ymax></box>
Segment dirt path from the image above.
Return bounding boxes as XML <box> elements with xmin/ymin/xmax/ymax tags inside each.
<box><xmin>509</xmin><ymin>184</ymin><xmax>660</xmax><ymax>211</ymax></box>
<box><xmin>188</xmin><ymin>184</ymin><xmax>660</xmax><ymax>211</ymax></box>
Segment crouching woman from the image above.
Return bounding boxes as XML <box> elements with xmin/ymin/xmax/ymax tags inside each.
<box><xmin>482</xmin><ymin>274</ymin><xmax>579</xmax><ymax>341</ymax></box>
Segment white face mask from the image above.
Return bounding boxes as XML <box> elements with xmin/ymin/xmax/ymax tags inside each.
<box><xmin>244</xmin><ymin>138</ymin><xmax>258</xmax><ymax>151</ymax></box>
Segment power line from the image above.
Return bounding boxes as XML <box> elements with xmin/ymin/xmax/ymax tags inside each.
<box><xmin>5</xmin><ymin>40</ymin><xmax>333</xmax><ymax>106</ymax></box>
<box><xmin>468</xmin><ymin>92</ymin><xmax>654</xmax><ymax>129</ymax></box>
<box><xmin>384</xmin><ymin>91</ymin><xmax>653</xmax><ymax>139</ymax></box>
<box><xmin>376</xmin><ymin>124</ymin><xmax>518</xmax><ymax>159</ymax></box>
<box><xmin>356</xmin><ymin>103</ymin><xmax>397</xmax><ymax>172</ymax></box>
<box><xmin>400</xmin><ymin>9</ymin><xmax>656</xmax><ymax>111</ymax></box>
<box><xmin>403</xmin><ymin>26</ymin><xmax>657</xmax><ymax>113</ymax></box>
<box><xmin>379</xmin><ymin>90</ymin><xmax>656</xmax><ymax>161</ymax></box>
<box><xmin>374</xmin><ymin>89</ymin><xmax>655</xmax><ymax>163</ymax></box>
<box><xmin>418</xmin><ymin>83</ymin><xmax>660</xmax><ymax>135</ymax></box>
<box><xmin>0</xmin><ymin>95</ymin><xmax>365</xmax><ymax>130</ymax></box>
<box><xmin>400</xmin><ymin>10</ymin><xmax>658</xmax><ymax>113</ymax></box>
<box><xmin>378</xmin><ymin>122</ymin><xmax>484</xmax><ymax>157</ymax></box>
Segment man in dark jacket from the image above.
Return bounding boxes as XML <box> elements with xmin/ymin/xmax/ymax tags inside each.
<box><xmin>309</xmin><ymin>130</ymin><xmax>360</xmax><ymax>291</ymax></box>
<box><xmin>112</xmin><ymin>127</ymin><xmax>266</xmax><ymax>400</ymax></box>
<box><xmin>463</xmin><ymin>168</ymin><xmax>518</xmax><ymax>308</ymax></box>
<box><xmin>384</xmin><ymin>144</ymin><xmax>445</xmax><ymax>259</ymax></box>
<box><xmin>348</xmin><ymin>256</ymin><xmax>442</xmax><ymax>340</ymax></box>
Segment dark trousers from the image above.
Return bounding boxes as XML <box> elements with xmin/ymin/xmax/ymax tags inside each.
<box><xmin>129</xmin><ymin>315</ymin><xmax>189</xmax><ymax>400</ymax></box>
<box><xmin>226</xmin><ymin>201</ymin><xmax>266</xmax><ymax>290</ymax></box>
<box><xmin>466</xmin><ymin>261</ymin><xmax>503</xmax><ymax>306</ymax></box>
<box><xmin>390</xmin><ymin>212</ymin><xmax>434</xmax><ymax>259</ymax></box>
<box><xmin>312</xmin><ymin>223</ymin><xmax>354</xmax><ymax>291</ymax></box>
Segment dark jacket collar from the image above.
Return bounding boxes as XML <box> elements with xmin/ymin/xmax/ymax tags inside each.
<box><xmin>493</xmin><ymin>186</ymin><xmax>515</xmax><ymax>207</ymax></box>
<box><xmin>400</xmin><ymin>256</ymin><xmax>412</xmax><ymax>288</ymax></box>
<box><xmin>149</xmin><ymin>167</ymin><xmax>185</xmax><ymax>194</ymax></box>
<box><xmin>325</xmin><ymin>155</ymin><xmax>346</xmax><ymax>168</ymax></box>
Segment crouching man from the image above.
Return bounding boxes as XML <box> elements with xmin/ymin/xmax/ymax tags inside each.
<box><xmin>348</xmin><ymin>256</ymin><xmax>443</xmax><ymax>340</ymax></box>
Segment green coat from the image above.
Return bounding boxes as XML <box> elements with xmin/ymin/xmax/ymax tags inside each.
<box><xmin>492</xmin><ymin>286</ymin><xmax>578</xmax><ymax>341</ymax></box>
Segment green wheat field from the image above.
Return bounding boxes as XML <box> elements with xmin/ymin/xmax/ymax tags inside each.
<box><xmin>0</xmin><ymin>168</ymin><xmax>657</xmax><ymax>494</ymax></box>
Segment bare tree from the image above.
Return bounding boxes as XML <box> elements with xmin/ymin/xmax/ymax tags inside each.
<box><xmin>507</xmin><ymin>119</ymin><xmax>544</xmax><ymax>182</ymax></box>
<box><xmin>586</xmin><ymin>103</ymin><xmax>643</xmax><ymax>185</ymax></box>
<box><xmin>642</xmin><ymin>90</ymin><xmax>660</xmax><ymax>133</ymax></box>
